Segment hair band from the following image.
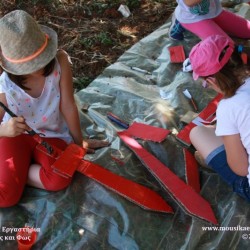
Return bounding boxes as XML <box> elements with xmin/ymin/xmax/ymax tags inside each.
<box><xmin>2</xmin><ymin>34</ymin><xmax>49</xmax><ymax>64</ymax></box>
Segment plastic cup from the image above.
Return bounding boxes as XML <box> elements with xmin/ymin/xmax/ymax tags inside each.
<box><xmin>16</xmin><ymin>227</ymin><xmax>37</xmax><ymax>250</ymax></box>
<box><xmin>118</xmin><ymin>4</ymin><xmax>131</xmax><ymax>17</ymax></box>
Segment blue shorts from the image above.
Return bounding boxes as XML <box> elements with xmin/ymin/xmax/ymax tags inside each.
<box><xmin>205</xmin><ymin>145</ymin><xmax>250</xmax><ymax>202</ymax></box>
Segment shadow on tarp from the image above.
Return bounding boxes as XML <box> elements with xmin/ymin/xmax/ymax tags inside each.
<box><xmin>1</xmin><ymin>4</ymin><xmax>250</xmax><ymax>250</ymax></box>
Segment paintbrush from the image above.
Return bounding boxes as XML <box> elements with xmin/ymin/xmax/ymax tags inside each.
<box><xmin>107</xmin><ymin>112</ymin><xmax>129</xmax><ymax>129</ymax></box>
<box><xmin>0</xmin><ymin>101</ymin><xmax>55</xmax><ymax>155</ymax></box>
<box><xmin>183</xmin><ymin>89</ymin><xmax>198</xmax><ymax>112</ymax></box>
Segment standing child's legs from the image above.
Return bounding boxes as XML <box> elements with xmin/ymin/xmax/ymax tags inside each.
<box><xmin>190</xmin><ymin>126</ymin><xmax>250</xmax><ymax>201</ymax></box>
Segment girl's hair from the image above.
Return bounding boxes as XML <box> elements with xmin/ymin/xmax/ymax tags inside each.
<box><xmin>6</xmin><ymin>58</ymin><xmax>56</xmax><ymax>90</ymax></box>
<box><xmin>214</xmin><ymin>49</ymin><xmax>250</xmax><ymax>98</ymax></box>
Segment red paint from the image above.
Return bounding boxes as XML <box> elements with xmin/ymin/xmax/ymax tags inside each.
<box><xmin>16</xmin><ymin>227</ymin><xmax>37</xmax><ymax>250</ymax></box>
<box><xmin>118</xmin><ymin>132</ymin><xmax>217</xmax><ymax>224</ymax></box>
<box><xmin>51</xmin><ymin>143</ymin><xmax>173</xmax><ymax>213</ymax></box>
<box><xmin>125</xmin><ymin>122</ymin><xmax>170</xmax><ymax>142</ymax></box>
<box><xmin>183</xmin><ymin>148</ymin><xmax>200</xmax><ymax>193</ymax></box>
<box><xmin>168</xmin><ymin>45</ymin><xmax>186</xmax><ymax>63</ymax></box>
<box><xmin>77</xmin><ymin>160</ymin><xmax>173</xmax><ymax>213</ymax></box>
<box><xmin>177</xmin><ymin>94</ymin><xmax>223</xmax><ymax>146</ymax></box>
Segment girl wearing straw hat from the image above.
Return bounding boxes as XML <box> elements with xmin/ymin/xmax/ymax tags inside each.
<box><xmin>189</xmin><ymin>35</ymin><xmax>250</xmax><ymax>201</ymax></box>
<box><xmin>0</xmin><ymin>10</ymin><xmax>109</xmax><ymax>207</ymax></box>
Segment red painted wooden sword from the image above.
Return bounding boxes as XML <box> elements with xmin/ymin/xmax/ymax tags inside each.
<box><xmin>0</xmin><ymin>101</ymin><xmax>173</xmax><ymax>214</ymax></box>
<box><xmin>51</xmin><ymin>143</ymin><xmax>173</xmax><ymax>214</ymax></box>
<box><xmin>118</xmin><ymin>131</ymin><xmax>218</xmax><ymax>225</ymax></box>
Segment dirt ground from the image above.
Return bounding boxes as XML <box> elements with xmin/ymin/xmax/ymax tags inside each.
<box><xmin>0</xmin><ymin>0</ymin><xmax>176</xmax><ymax>90</ymax></box>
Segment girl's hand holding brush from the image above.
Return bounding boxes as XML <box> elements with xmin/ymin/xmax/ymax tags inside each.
<box><xmin>0</xmin><ymin>116</ymin><xmax>31</xmax><ymax>137</ymax></box>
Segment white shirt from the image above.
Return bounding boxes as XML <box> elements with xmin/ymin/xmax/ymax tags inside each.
<box><xmin>216</xmin><ymin>78</ymin><xmax>250</xmax><ymax>185</ymax></box>
<box><xmin>175</xmin><ymin>0</ymin><xmax>222</xmax><ymax>24</ymax></box>
<box><xmin>0</xmin><ymin>59</ymin><xmax>73</xmax><ymax>143</ymax></box>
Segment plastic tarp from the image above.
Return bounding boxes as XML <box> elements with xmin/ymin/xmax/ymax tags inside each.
<box><xmin>1</xmin><ymin>2</ymin><xmax>250</xmax><ymax>250</ymax></box>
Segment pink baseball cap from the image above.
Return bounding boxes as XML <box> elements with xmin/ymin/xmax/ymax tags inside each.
<box><xmin>189</xmin><ymin>35</ymin><xmax>234</xmax><ymax>80</ymax></box>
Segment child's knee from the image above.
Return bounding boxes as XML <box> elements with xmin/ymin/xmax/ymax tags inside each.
<box><xmin>44</xmin><ymin>178</ymin><xmax>71</xmax><ymax>191</ymax></box>
<box><xmin>189</xmin><ymin>126</ymin><xmax>201</xmax><ymax>143</ymax></box>
<box><xmin>40</xmin><ymin>171</ymin><xmax>72</xmax><ymax>191</ymax></box>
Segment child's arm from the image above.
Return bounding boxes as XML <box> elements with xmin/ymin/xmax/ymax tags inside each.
<box><xmin>57</xmin><ymin>50</ymin><xmax>83</xmax><ymax>145</ymax></box>
<box><xmin>222</xmin><ymin>134</ymin><xmax>249</xmax><ymax>176</ymax></box>
<box><xmin>57</xmin><ymin>50</ymin><xmax>109</xmax><ymax>152</ymax></box>
<box><xmin>184</xmin><ymin>0</ymin><xmax>203</xmax><ymax>7</ymax></box>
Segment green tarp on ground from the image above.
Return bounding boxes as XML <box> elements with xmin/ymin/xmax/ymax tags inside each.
<box><xmin>1</xmin><ymin>2</ymin><xmax>250</xmax><ymax>249</ymax></box>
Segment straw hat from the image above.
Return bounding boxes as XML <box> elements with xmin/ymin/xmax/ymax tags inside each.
<box><xmin>0</xmin><ymin>10</ymin><xmax>58</xmax><ymax>75</ymax></box>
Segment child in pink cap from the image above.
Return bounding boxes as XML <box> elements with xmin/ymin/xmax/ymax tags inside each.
<box><xmin>169</xmin><ymin>0</ymin><xmax>250</xmax><ymax>41</ymax></box>
<box><xmin>189</xmin><ymin>34</ymin><xmax>250</xmax><ymax>201</ymax></box>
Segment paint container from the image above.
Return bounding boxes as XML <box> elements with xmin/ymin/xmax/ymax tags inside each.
<box><xmin>118</xmin><ymin>4</ymin><xmax>131</xmax><ymax>17</ymax></box>
<box><xmin>16</xmin><ymin>227</ymin><xmax>37</xmax><ymax>250</ymax></box>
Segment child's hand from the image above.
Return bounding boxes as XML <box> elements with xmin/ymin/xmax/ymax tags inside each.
<box><xmin>82</xmin><ymin>139</ymin><xmax>110</xmax><ymax>154</ymax></box>
<box><xmin>3</xmin><ymin>117</ymin><xmax>30</xmax><ymax>137</ymax></box>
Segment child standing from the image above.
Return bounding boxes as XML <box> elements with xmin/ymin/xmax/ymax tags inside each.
<box><xmin>189</xmin><ymin>35</ymin><xmax>250</xmax><ymax>201</ymax></box>
<box><xmin>169</xmin><ymin>0</ymin><xmax>250</xmax><ymax>41</ymax></box>
<box><xmin>0</xmin><ymin>10</ymin><xmax>109</xmax><ymax>207</ymax></box>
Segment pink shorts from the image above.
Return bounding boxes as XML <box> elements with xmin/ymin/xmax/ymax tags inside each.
<box><xmin>181</xmin><ymin>10</ymin><xmax>250</xmax><ymax>40</ymax></box>
<box><xmin>0</xmin><ymin>134</ymin><xmax>72</xmax><ymax>207</ymax></box>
